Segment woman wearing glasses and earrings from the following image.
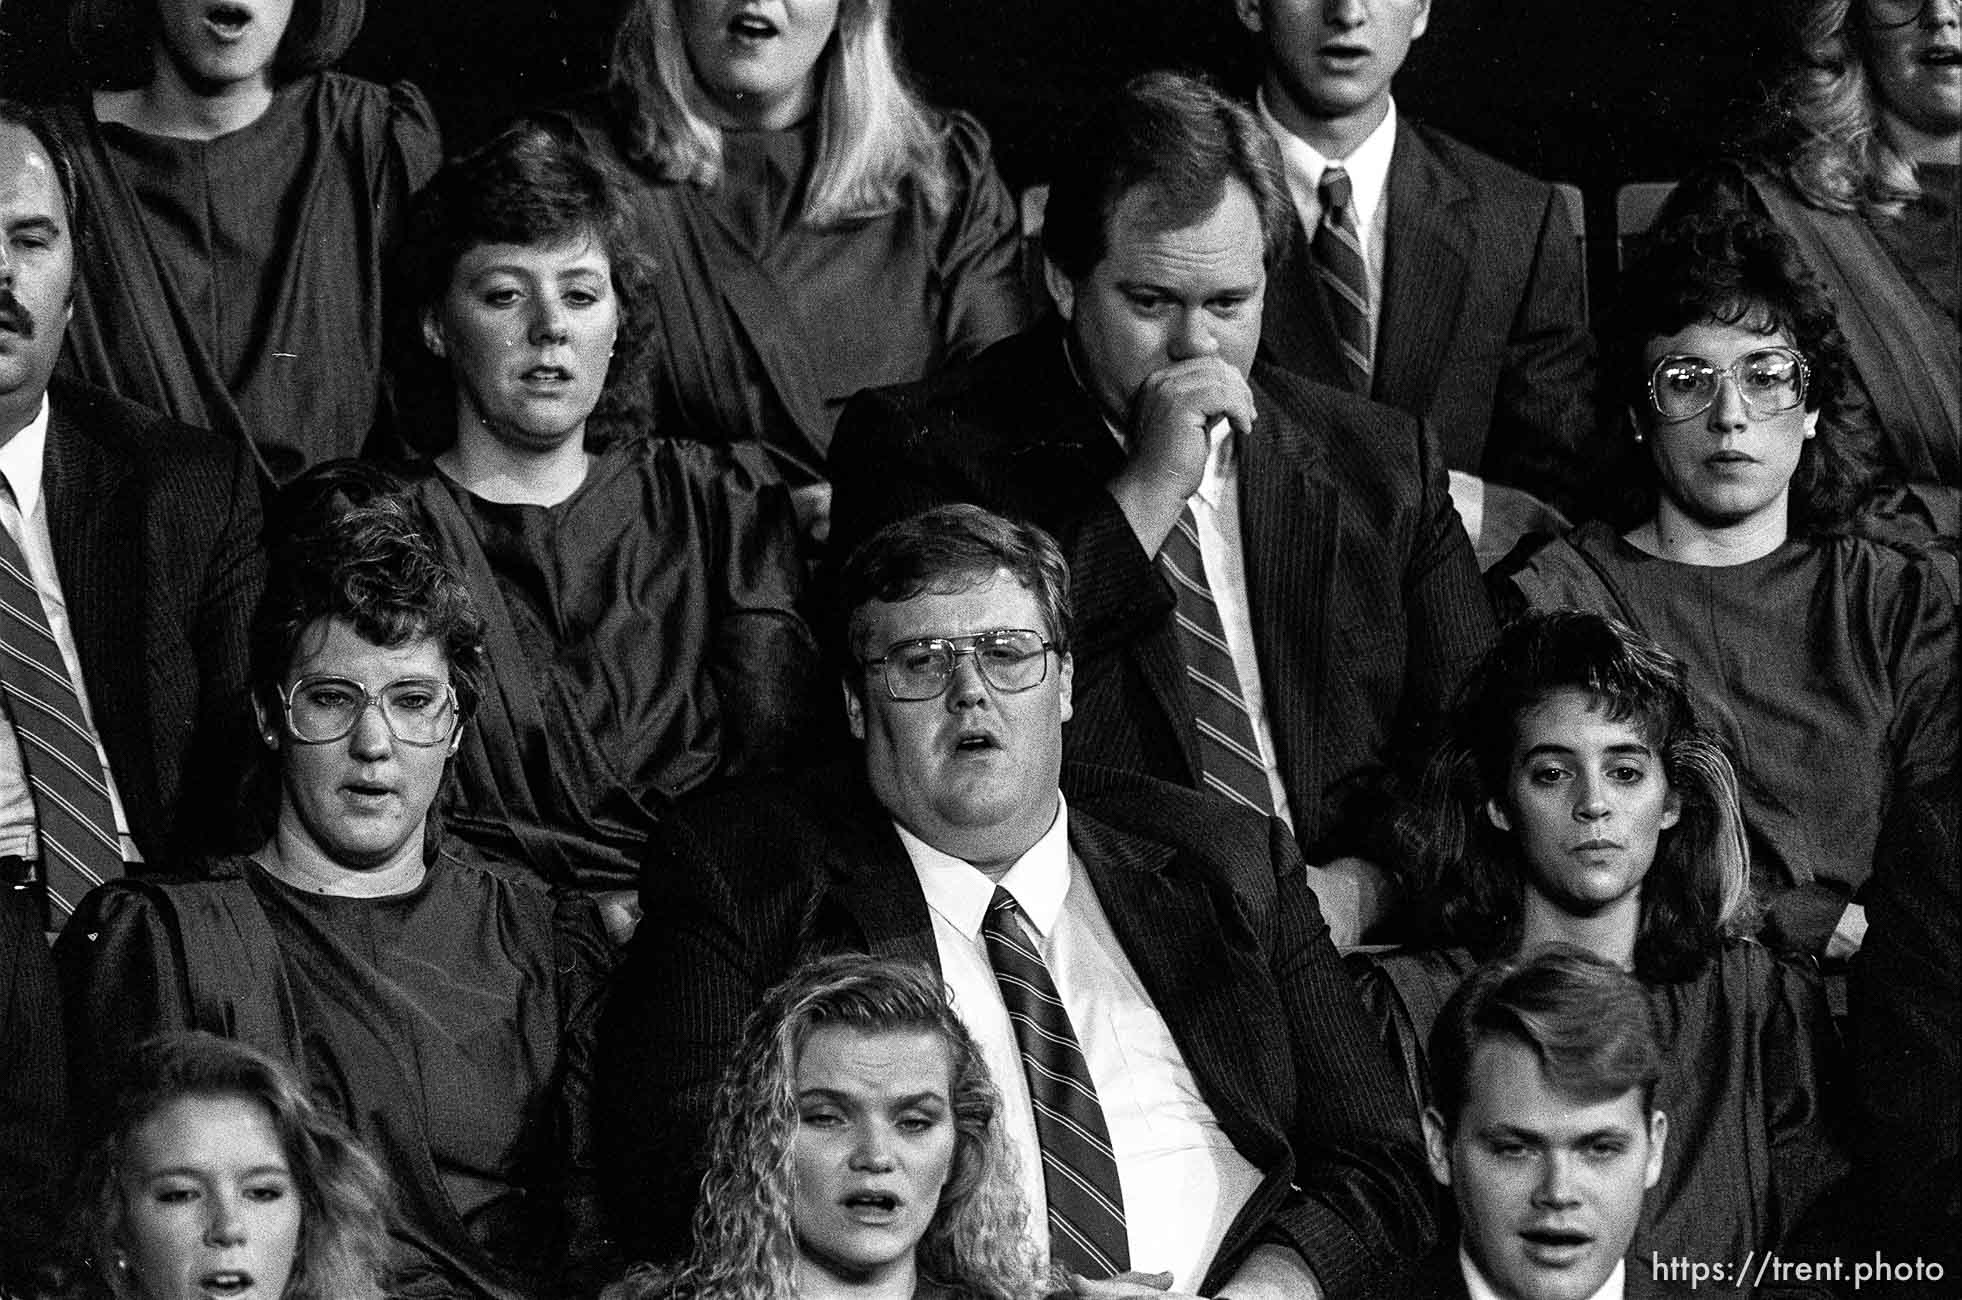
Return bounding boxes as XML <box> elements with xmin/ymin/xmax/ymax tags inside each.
<box><xmin>1492</xmin><ymin>207</ymin><xmax>1957</xmax><ymax>969</ymax></box>
<box><xmin>56</xmin><ymin>465</ymin><xmax>617</xmax><ymax>1300</ymax></box>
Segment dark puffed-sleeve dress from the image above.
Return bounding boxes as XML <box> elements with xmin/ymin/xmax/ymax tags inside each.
<box><xmin>411</xmin><ymin>439</ymin><xmax>826</xmax><ymax>894</ymax></box>
<box><xmin>51</xmin><ymin>73</ymin><xmax>441</xmax><ymax>481</ymax></box>
<box><xmin>54</xmin><ymin>851</ymin><xmax>614</xmax><ymax>1300</ymax></box>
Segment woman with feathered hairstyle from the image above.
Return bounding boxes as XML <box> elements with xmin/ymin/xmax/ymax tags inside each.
<box><xmin>1659</xmin><ymin>0</ymin><xmax>1959</xmax><ymax>537</ymax></box>
<box><xmin>75</xmin><ymin>1031</ymin><xmax>392</xmax><ymax>1300</ymax></box>
<box><xmin>1351</xmin><ymin>610</ymin><xmax>1846</xmax><ymax>1274</ymax></box>
<box><xmin>561</xmin><ymin>0</ymin><xmax>1028</xmax><ymax>546</ymax></box>
<box><xmin>607</xmin><ymin>954</ymin><xmax>1050</xmax><ymax>1300</ymax></box>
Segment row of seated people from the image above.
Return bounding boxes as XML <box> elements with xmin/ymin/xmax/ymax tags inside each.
<box><xmin>4</xmin><ymin>490</ymin><xmax>1952</xmax><ymax>1299</ymax></box>
<box><xmin>12</xmin><ymin>0</ymin><xmax>1958</xmax><ymax>550</ymax></box>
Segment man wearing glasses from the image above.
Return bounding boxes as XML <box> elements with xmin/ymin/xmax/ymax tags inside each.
<box><xmin>598</xmin><ymin>503</ymin><xmax>1436</xmax><ymax>1300</ymax></box>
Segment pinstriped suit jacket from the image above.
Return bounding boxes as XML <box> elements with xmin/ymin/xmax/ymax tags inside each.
<box><xmin>1260</xmin><ymin>119</ymin><xmax>1599</xmax><ymax>516</ymax></box>
<box><xmin>597</xmin><ymin>762</ymin><xmax>1437</xmax><ymax>1296</ymax></box>
<box><xmin>828</xmin><ymin>320</ymin><xmax>1495</xmax><ymax>862</ymax></box>
<box><xmin>41</xmin><ymin>375</ymin><xmax>265</xmax><ymax>862</ymax></box>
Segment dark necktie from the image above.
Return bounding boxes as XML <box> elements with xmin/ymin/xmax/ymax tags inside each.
<box><xmin>1156</xmin><ymin>506</ymin><xmax>1276</xmax><ymax>816</ymax></box>
<box><xmin>1313</xmin><ymin>165</ymin><xmax>1373</xmax><ymax>395</ymax></box>
<box><xmin>980</xmin><ymin>885</ymin><xmax>1129</xmax><ymax>1277</ymax></box>
<box><xmin>0</xmin><ymin>498</ymin><xmax>122</xmax><ymax>922</ymax></box>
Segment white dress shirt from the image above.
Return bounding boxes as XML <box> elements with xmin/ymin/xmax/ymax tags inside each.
<box><xmin>899</xmin><ymin>795</ymin><xmax>1264</xmax><ymax>1290</ymax></box>
<box><xmin>0</xmin><ymin>397</ymin><xmax>141</xmax><ymax>864</ymax></box>
<box><xmin>1462</xmin><ymin>1246</ymin><xmax>1625</xmax><ymax>1300</ymax></box>
<box><xmin>1259</xmin><ymin>89</ymin><xmax>1399</xmax><ymax>359</ymax></box>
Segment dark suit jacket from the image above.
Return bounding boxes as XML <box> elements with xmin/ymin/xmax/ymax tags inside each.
<box><xmin>599</xmin><ymin>763</ymin><xmax>1437</xmax><ymax>1296</ymax></box>
<box><xmin>828</xmin><ymin>321</ymin><xmax>1494</xmax><ymax>860</ymax></box>
<box><xmin>0</xmin><ymin>890</ymin><xmax>67</xmax><ymax>1294</ymax></box>
<box><xmin>1260</xmin><ymin>119</ymin><xmax>1598</xmax><ymax>515</ymax></box>
<box><xmin>43</xmin><ymin>376</ymin><xmax>266</xmax><ymax>862</ymax></box>
<box><xmin>1357</xmin><ymin>1248</ymin><xmax>1704</xmax><ymax>1299</ymax></box>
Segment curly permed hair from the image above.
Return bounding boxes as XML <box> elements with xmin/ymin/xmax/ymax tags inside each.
<box><xmin>606</xmin><ymin>955</ymin><xmax>1048</xmax><ymax>1300</ymax></box>
<box><xmin>389</xmin><ymin>114</ymin><xmax>658</xmax><ymax>455</ymax></box>
<box><xmin>1396</xmin><ymin>611</ymin><xmax>1757</xmax><ymax>984</ymax></box>
<box><xmin>76</xmin><ymin>1031</ymin><xmax>392</xmax><ymax>1300</ymax></box>
<box><xmin>1607</xmin><ymin>205</ymin><xmax>1876</xmax><ymax>538</ymax></box>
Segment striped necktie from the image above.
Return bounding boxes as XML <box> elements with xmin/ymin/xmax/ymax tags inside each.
<box><xmin>0</xmin><ymin>501</ymin><xmax>123</xmax><ymax>922</ymax></box>
<box><xmin>1313</xmin><ymin>165</ymin><xmax>1373</xmax><ymax>395</ymax></box>
<box><xmin>980</xmin><ymin>886</ymin><xmax>1129</xmax><ymax>1278</ymax></box>
<box><xmin>1156</xmin><ymin>507</ymin><xmax>1276</xmax><ymax>816</ymax></box>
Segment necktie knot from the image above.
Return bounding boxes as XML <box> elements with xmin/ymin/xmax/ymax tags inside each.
<box><xmin>1319</xmin><ymin>165</ymin><xmax>1354</xmax><ymax>221</ymax></box>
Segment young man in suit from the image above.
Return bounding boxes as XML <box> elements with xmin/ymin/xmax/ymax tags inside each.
<box><xmin>0</xmin><ymin>100</ymin><xmax>264</xmax><ymax>929</ymax></box>
<box><xmin>599</xmin><ymin>504</ymin><xmax>1437</xmax><ymax>1298</ymax></box>
<box><xmin>1234</xmin><ymin>0</ymin><xmax>1599</xmax><ymax>531</ymax></box>
<box><xmin>828</xmin><ymin>73</ymin><xmax>1493</xmax><ymax>908</ymax></box>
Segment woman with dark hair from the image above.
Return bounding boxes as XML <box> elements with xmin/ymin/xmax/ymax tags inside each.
<box><xmin>1354</xmin><ymin>610</ymin><xmax>1846</xmax><ymax>1279</ymax></box>
<box><xmin>1493</xmin><ymin>207</ymin><xmax>1958</xmax><ymax>963</ymax></box>
<box><xmin>73</xmin><ymin>1031</ymin><xmax>391</xmax><ymax>1300</ymax></box>
<box><xmin>604</xmin><ymin>954</ymin><xmax>1049</xmax><ymax>1300</ymax></box>
<box><xmin>391</xmin><ymin>117</ymin><xmax>823</xmax><ymax>928</ymax></box>
<box><xmin>56</xmin><ymin>468</ymin><xmax>615</xmax><ymax>1300</ymax></box>
<box><xmin>565</xmin><ymin>0</ymin><xmax>1028</xmax><ymax>544</ymax></box>
<box><xmin>1663</xmin><ymin>0</ymin><xmax>1958</xmax><ymax>538</ymax></box>
<box><xmin>49</xmin><ymin>0</ymin><xmax>438</xmax><ymax>480</ymax></box>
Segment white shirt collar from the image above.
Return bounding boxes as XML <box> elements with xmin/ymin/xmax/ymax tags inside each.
<box><xmin>0</xmin><ymin>395</ymin><xmax>51</xmax><ymax>516</ymax></box>
<box><xmin>899</xmin><ymin>792</ymin><xmax>1073</xmax><ymax>941</ymax></box>
<box><xmin>1459</xmin><ymin>1245</ymin><xmax>1625</xmax><ymax>1300</ymax></box>
<box><xmin>1257</xmin><ymin>88</ymin><xmax>1399</xmax><ymax>227</ymax></box>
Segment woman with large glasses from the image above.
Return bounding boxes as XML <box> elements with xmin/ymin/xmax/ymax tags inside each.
<box><xmin>1492</xmin><ymin>207</ymin><xmax>1957</xmax><ymax>970</ymax></box>
<box><xmin>56</xmin><ymin>465</ymin><xmax>617</xmax><ymax>1300</ymax></box>
<box><xmin>1659</xmin><ymin>0</ymin><xmax>1959</xmax><ymax>544</ymax></box>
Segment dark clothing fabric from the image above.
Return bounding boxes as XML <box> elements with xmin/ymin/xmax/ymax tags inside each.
<box><xmin>1354</xmin><ymin>942</ymin><xmax>1848</xmax><ymax>1294</ymax></box>
<box><xmin>409</xmin><ymin>441</ymin><xmax>823</xmax><ymax>892</ymax></box>
<box><xmin>45</xmin><ymin>376</ymin><xmax>266</xmax><ymax>862</ymax></box>
<box><xmin>1493</xmin><ymin>522</ymin><xmax>1958</xmax><ymax>957</ymax></box>
<box><xmin>567</xmin><ymin>105</ymin><xmax>1027</xmax><ymax>489</ymax></box>
<box><xmin>1355</xmin><ymin>1249</ymin><xmax>1704</xmax><ymax>1300</ymax></box>
<box><xmin>1260</xmin><ymin>119</ymin><xmax>1600</xmax><ymax>516</ymax></box>
<box><xmin>52</xmin><ymin>74</ymin><xmax>441</xmax><ymax>482</ymax></box>
<box><xmin>599</xmin><ymin>763</ymin><xmax>1437</xmax><ymax>1297</ymax></box>
<box><xmin>828</xmin><ymin>321</ymin><xmax>1495</xmax><ymax>860</ymax></box>
<box><xmin>56</xmin><ymin>853</ymin><xmax>613</xmax><ymax>1300</ymax></box>
<box><xmin>1668</xmin><ymin>164</ymin><xmax>1962</xmax><ymax>539</ymax></box>
<box><xmin>0</xmin><ymin>891</ymin><xmax>67</xmax><ymax>1296</ymax></box>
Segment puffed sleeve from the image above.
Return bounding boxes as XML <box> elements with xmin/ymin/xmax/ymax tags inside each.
<box><xmin>51</xmin><ymin>882</ymin><xmax>196</xmax><ymax>1135</ymax></box>
<box><xmin>932</xmin><ymin>110</ymin><xmax>1030</xmax><ymax>361</ymax></box>
<box><xmin>551</xmin><ymin>888</ymin><xmax>620</xmax><ymax>1295</ymax></box>
<box><xmin>385</xmin><ymin>80</ymin><xmax>445</xmax><ymax>194</ymax></box>
<box><xmin>1759</xmin><ymin>949</ymin><xmax>1851</xmax><ymax>1250</ymax></box>
<box><xmin>1886</xmin><ymin>552</ymin><xmax>1957</xmax><ymax>795</ymax></box>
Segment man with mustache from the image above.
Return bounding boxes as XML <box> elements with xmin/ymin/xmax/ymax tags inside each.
<box><xmin>0</xmin><ymin>100</ymin><xmax>264</xmax><ymax>935</ymax></box>
<box><xmin>599</xmin><ymin>504</ymin><xmax>1437</xmax><ymax>1299</ymax></box>
<box><xmin>1232</xmin><ymin>0</ymin><xmax>1599</xmax><ymax>550</ymax></box>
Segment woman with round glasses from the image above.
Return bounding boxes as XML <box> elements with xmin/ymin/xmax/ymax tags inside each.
<box><xmin>56</xmin><ymin>465</ymin><xmax>617</xmax><ymax>1299</ymax></box>
<box><xmin>1661</xmin><ymin>0</ymin><xmax>1958</xmax><ymax>542</ymax></box>
<box><xmin>1493</xmin><ymin>207</ymin><xmax>1957</xmax><ymax>966</ymax></box>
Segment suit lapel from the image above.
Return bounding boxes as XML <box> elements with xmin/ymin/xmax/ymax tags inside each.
<box><xmin>1239</xmin><ymin>377</ymin><xmax>1339</xmax><ymax>833</ymax></box>
<box><xmin>1375</xmin><ymin>122</ymin><xmax>1473</xmax><ymax>415</ymax></box>
<box><xmin>1259</xmin><ymin>209</ymin><xmax>1353</xmax><ymax>388</ymax></box>
<box><xmin>817</xmin><ymin>788</ymin><xmax>940</xmax><ymax>971</ymax></box>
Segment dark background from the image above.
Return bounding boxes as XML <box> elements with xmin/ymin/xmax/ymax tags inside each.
<box><xmin>1</xmin><ymin>0</ymin><xmax>1786</xmax><ymax>303</ymax></box>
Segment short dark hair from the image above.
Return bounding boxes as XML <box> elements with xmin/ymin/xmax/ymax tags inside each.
<box><xmin>69</xmin><ymin>0</ymin><xmax>366</xmax><ymax>89</ymax></box>
<box><xmin>1401</xmin><ymin>611</ymin><xmax>1754</xmax><ymax>983</ymax></box>
<box><xmin>1610</xmin><ymin>206</ymin><xmax>1873</xmax><ymax>537</ymax></box>
<box><xmin>1042</xmin><ymin>71</ymin><xmax>1290</xmax><ymax>283</ymax></box>
<box><xmin>391</xmin><ymin>114</ymin><xmax>656</xmax><ymax>455</ymax></box>
<box><xmin>834</xmin><ymin>503</ymin><xmax>1073</xmax><ymax>673</ymax></box>
<box><xmin>0</xmin><ymin>98</ymin><xmax>85</xmax><ymax>254</ymax></box>
<box><xmin>1429</xmin><ymin>945</ymin><xmax>1664</xmax><ymax>1136</ymax></box>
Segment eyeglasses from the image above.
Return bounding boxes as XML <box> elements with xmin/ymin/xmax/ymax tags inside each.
<box><xmin>1647</xmin><ymin>346</ymin><xmax>1809</xmax><ymax>422</ymax></box>
<box><xmin>1862</xmin><ymin>0</ymin><xmax>1942</xmax><ymax>28</ymax></box>
<box><xmin>861</xmin><ymin>629</ymin><xmax>1056</xmax><ymax>702</ymax></box>
<box><xmin>280</xmin><ymin>676</ymin><xmax>460</xmax><ymax>747</ymax></box>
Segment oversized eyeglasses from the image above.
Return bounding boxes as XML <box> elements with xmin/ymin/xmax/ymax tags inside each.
<box><xmin>279</xmin><ymin>676</ymin><xmax>460</xmax><ymax>746</ymax></box>
<box><xmin>861</xmin><ymin>629</ymin><xmax>1057</xmax><ymax>702</ymax></box>
<box><xmin>1647</xmin><ymin>347</ymin><xmax>1809</xmax><ymax>422</ymax></box>
<box><xmin>1863</xmin><ymin>0</ymin><xmax>1941</xmax><ymax>27</ymax></box>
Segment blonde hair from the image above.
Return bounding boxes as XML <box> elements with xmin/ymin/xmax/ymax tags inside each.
<box><xmin>607</xmin><ymin>0</ymin><xmax>954</xmax><ymax>225</ymax></box>
<box><xmin>1778</xmin><ymin>0</ymin><xmax>1924</xmax><ymax>220</ymax></box>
